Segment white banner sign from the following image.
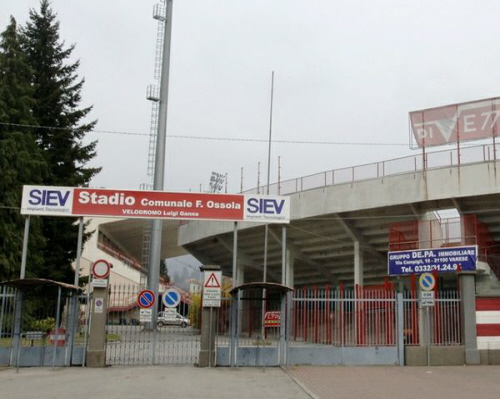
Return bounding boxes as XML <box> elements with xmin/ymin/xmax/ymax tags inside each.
<box><xmin>20</xmin><ymin>185</ymin><xmax>290</xmax><ymax>224</ymax></box>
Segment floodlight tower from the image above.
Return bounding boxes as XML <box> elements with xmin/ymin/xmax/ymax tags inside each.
<box><xmin>141</xmin><ymin>0</ymin><xmax>174</xmax><ymax>309</ymax></box>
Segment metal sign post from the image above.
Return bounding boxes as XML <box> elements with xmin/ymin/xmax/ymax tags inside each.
<box><xmin>419</xmin><ymin>273</ymin><xmax>436</xmax><ymax>367</ymax></box>
<box><xmin>199</xmin><ymin>266</ymin><xmax>221</xmax><ymax>367</ymax></box>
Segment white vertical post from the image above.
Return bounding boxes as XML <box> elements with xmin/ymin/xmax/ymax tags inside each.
<box><xmin>232</xmin><ymin>222</ymin><xmax>238</xmax><ymax>284</ymax></box>
<box><xmin>281</xmin><ymin>226</ymin><xmax>286</xmax><ymax>285</ymax></box>
<box><xmin>148</xmin><ymin>0</ymin><xmax>174</xmax><ymax>329</ymax></box>
<box><xmin>354</xmin><ymin>241</ymin><xmax>363</xmax><ymax>286</ymax></box>
<box><xmin>20</xmin><ymin>216</ymin><xmax>30</xmax><ymax>279</ymax></box>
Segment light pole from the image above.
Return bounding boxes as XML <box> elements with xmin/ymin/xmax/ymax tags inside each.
<box><xmin>148</xmin><ymin>0</ymin><xmax>174</xmax><ymax>326</ymax></box>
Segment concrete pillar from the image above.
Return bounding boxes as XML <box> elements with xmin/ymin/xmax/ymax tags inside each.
<box><xmin>354</xmin><ymin>241</ymin><xmax>363</xmax><ymax>286</ymax></box>
<box><xmin>86</xmin><ymin>286</ymin><xmax>108</xmax><ymax>367</ymax></box>
<box><xmin>199</xmin><ymin>265</ymin><xmax>220</xmax><ymax>367</ymax></box>
<box><xmin>281</xmin><ymin>225</ymin><xmax>286</xmax><ymax>286</ymax></box>
<box><xmin>459</xmin><ymin>272</ymin><xmax>480</xmax><ymax>364</ymax></box>
<box><xmin>286</xmin><ymin>249</ymin><xmax>294</xmax><ymax>288</ymax></box>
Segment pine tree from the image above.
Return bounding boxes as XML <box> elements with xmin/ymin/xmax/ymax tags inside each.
<box><xmin>0</xmin><ymin>16</ymin><xmax>47</xmax><ymax>280</ymax></box>
<box><xmin>19</xmin><ymin>0</ymin><xmax>101</xmax><ymax>283</ymax></box>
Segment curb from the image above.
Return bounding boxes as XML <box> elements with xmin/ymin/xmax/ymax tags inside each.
<box><xmin>281</xmin><ymin>366</ymin><xmax>320</xmax><ymax>399</ymax></box>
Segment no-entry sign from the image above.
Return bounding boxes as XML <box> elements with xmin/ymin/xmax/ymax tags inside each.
<box><xmin>91</xmin><ymin>259</ymin><xmax>111</xmax><ymax>279</ymax></box>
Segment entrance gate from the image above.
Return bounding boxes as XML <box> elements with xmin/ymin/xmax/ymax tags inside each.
<box><xmin>214</xmin><ymin>285</ymin><xmax>462</xmax><ymax>367</ymax></box>
<box><xmin>0</xmin><ymin>280</ymin><xmax>85</xmax><ymax>367</ymax></box>
<box><xmin>105</xmin><ymin>284</ymin><xmax>200</xmax><ymax>365</ymax></box>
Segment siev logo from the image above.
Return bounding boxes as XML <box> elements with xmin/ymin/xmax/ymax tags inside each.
<box><xmin>246</xmin><ymin>197</ymin><xmax>286</xmax><ymax>214</ymax></box>
<box><xmin>28</xmin><ymin>188</ymin><xmax>71</xmax><ymax>206</ymax></box>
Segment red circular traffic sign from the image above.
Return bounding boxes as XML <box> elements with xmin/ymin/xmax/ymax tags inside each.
<box><xmin>137</xmin><ymin>289</ymin><xmax>156</xmax><ymax>309</ymax></box>
<box><xmin>49</xmin><ymin>328</ymin><xmax>66</xmax><ymax>346</ymax></box>
<box><xmin>92</xmin><ymin>259</ymin><xmax>111</xmax><ymax>279</ymax></box>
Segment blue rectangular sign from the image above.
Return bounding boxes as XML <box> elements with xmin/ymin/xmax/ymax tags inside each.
<box><xmin>388</xmin><ymin>246</ymin><xmax>477</xmax><ymax>275</ymax></box>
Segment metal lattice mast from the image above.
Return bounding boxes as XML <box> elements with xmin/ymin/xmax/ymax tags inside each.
<box><xmin>141</xmin><ymin>1</ymin><xmax>167</xmax><ymax>288</ymax></box>
<box><xmin>147</xmin><ymin>2</ymin><xmax>167</xmax><ymax>178</ymax></box>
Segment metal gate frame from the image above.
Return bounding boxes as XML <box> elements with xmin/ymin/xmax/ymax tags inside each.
<box><xmin>215</xmin><ymin>286</ymin><xmax>463</xmax><ymax>367</ymax></box>
<box><xmin>0</xmin><ymin>279</ymin><xmax>85</xmax><ymax>368</ymax></box>
<box><xmin>105</xmin><ymin>283</ymin><xmax>201</xmax><ymax>366</ymax></box>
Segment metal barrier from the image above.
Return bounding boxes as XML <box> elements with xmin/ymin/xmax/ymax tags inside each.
<box><xmin>0</xmin><ymin>285</ymin><xmax>86</xmax><ymax>367</ymax></box>
<box><xmin>0</xmin><ymin>286</ymin><xmax>16</xmax><ymax>366</ymax></box>
<box><xmin>402</xmin><ymin>290</ymin><xmax>461</xmax><ymax>346</ymax></box>
<box><xmin>290</xmin><ymin>286</ymin><xmax>461</xmax><ymax>348</ymax></box>
<box><xmin>292</xmin><ymin>286</ymin><xmax>397</xmax><ymax>347</ymax></box>
<box><xmin>1</xmin><ymin>283</ymin><xmax>463</xmax><ymax>367</ymax></box>
<box><xmin>215</xmin><ymin>286</ymin><xmax>455</xmax><ymax>366</ymax></box>
<box><xmin>106</xmin><ymin>284</ymin><xmax>201</xmax><ymax>365</ymax></box>
<box><xmin>243</xmin><ymin>143</ymin><xmax>496</xmax><ymax>195</ymax></box>
<box><xmin>215</xmin><ymin>293</ymin><xmax>282</xmax><ymax>357</ymax></box>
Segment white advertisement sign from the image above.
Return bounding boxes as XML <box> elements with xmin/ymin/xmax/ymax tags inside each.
<box><xmin>21</xmin><ymin>185</ymin><xmax>290</xmax><ymax>223</ymax></box>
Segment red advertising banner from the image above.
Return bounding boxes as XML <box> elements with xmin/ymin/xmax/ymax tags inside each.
<box><xmin>264</xmin><ymin>311</ymin><xmax>281</xmax><ymax>328</ymax></box>
<box><xmin>410</xmin><ymin>97</ymin><xmax>500</xmax><ymax>148</ymax></box>
<box><xmin>20</xmin><ymin>186</ymin><xmax>290</xmax><ymax>224</ymax></box>
<box><xmin>72</xmin><ymin>188</ymin><xmax>244</xmax><ymax>221</ymax></box>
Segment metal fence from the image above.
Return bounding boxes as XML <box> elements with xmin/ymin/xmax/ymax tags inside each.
<box><xmin>215</xmin><ymin>298</ymin><xmax>232</xmax><ymax>347</ymax></box>
<box><xmin>0</xmin><ymin>286</ymin><xmax>15</xmax><ymax>343</ymax></box>
<box><xmin>289</xmin><ymin>286</ymin><xmax>461</xmax><ymax>348</ymax></box>
<box><xmin>402</xmin><ymin>290</ymin><xmax>461</xmax><ymax>346</ymax></box>
<box><xmin>215</xmin><ymin>293</ymin><xmax>282</xmax><ymax>348</ymax></box>
<box><xmin>106</xmin><ymin>284</ymin><xmax>201</xmax><ymax>365</ymax></box>
<box><xmin>0</xmin><ymin>285</ymin><xmax>86</xmax><ymax>367</ymax></box>
<box><xmin>292</xmin><ymin>286</ymin><xmax>397</xmax><ymax>347</ymax></box>
<box><xmin>1</xmin><ymin>283</ymin><xmax>463</xmax><ymax>368</ymax></box>
<box><xmin>243</xmin><ymin>143</ymin><xmax>496</xmax><ymax>195</ymax></box>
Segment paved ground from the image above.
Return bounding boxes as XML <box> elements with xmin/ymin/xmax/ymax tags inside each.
<box><xmin>287</xmin><ymin>365</ymin><xmax>500</xmax><ymax>399</ymax></box>
<box><xmin>0</xmin><ymin>365</ymin><xmax>310</xmax><ymax>399</ymax></box>
<box><xmin>2</xmin><ymin>365</ymin><xmax>500</xmax><ymax>399</ymax></box>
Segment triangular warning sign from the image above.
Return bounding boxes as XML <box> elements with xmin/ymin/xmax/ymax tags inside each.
<box><xmin>205</xmin><ymin>272</ymin><xmax>221</xmax><ymax>288</ymax></box>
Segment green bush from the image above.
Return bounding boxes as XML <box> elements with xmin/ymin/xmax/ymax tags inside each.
<box><xmin>30</xmin><ymin>317</ymin><xmax>56</xmax><ymax>333</ymax></box>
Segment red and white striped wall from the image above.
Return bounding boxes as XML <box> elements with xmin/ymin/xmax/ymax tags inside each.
<box><xmin>476</xmin><ymin>297</ymin><xmax>500</xmax><ymax>350</ymax></box>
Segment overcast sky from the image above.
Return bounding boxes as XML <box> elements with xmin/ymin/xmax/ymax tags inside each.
<box><xmin>3</xmin><ymin>0</ymin><xmax>500</xmax><ymax>193</ymax></box>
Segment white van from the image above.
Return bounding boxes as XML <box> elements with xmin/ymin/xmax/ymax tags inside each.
<box><xmin>157</xmin><ymin>310</ymin><xmax>190</xmax><ymax>328</ymax></box>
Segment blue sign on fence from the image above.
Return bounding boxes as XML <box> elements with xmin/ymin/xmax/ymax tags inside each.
<box><xmin>162</xmin><ymin>288</ymin><xmax>181</xmax><ymax>308</ymax></box>
<box><xmin>388</xmin><ymin>245</ymin><xmax>477</xmax><ymax>276</ymax></box>
<box><xmin>419</xmin><ymin>273</ymin><xmax>436</xmax><ymax>291</ymax></box>
<box><xmin>137</xmin><ymin>290</ymin><xmax>156</xmax><ymax>309</ymax></box>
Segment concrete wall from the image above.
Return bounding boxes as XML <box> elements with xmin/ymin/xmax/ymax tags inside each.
<box><xmin>216</xmin><ymin>346</ymin><xmax>399</xmax><ymax>367</ymax></box>
<box><xmin>0</xmin><ymin>346</ymin><xmax>85</xmax><ymax>367</ymax></box>
<box><xmin>179</xmin><ymin>162</ymin><xmax>500</xmax><ymax>246</ymax></box>
<box><xmin>216</xmin><ymin>346</ymin><xmax>279</xmax><ymax>367</ymax></box>
<box><xmin>479</xmin><ymin>349</ymin><xmax>500</xmax><ymax>365</ymax></box>
<box><xmin>405</xmin><ymin>346</ymin><xmax>500</xmax><ymax>366</ymax></box>
<box><xmin>405</xmin><ymin>346</ymin><xmax>465</xmax><ymax>366</ymax></box>
<box><xmin>287</xmin><ymin>346</ymin><xmax>399</xmax><ymax>366</ymax></box>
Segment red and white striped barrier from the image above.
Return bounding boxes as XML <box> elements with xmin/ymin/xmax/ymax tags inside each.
<box><xmin>476</xmin><ymin>298</ymin><xmax>500</xmax><ymax>350</ymax></box>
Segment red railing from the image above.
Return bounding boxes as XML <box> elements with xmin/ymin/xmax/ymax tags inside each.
<box><xmin>97</xmin><ymin>242</ymin><xmax>145</xmax><ymax>273</ymax></box>
<box><xmin>291</xmin><ymin>283</ymin><xmax>461</xmax><ymax>347</ymax></box>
